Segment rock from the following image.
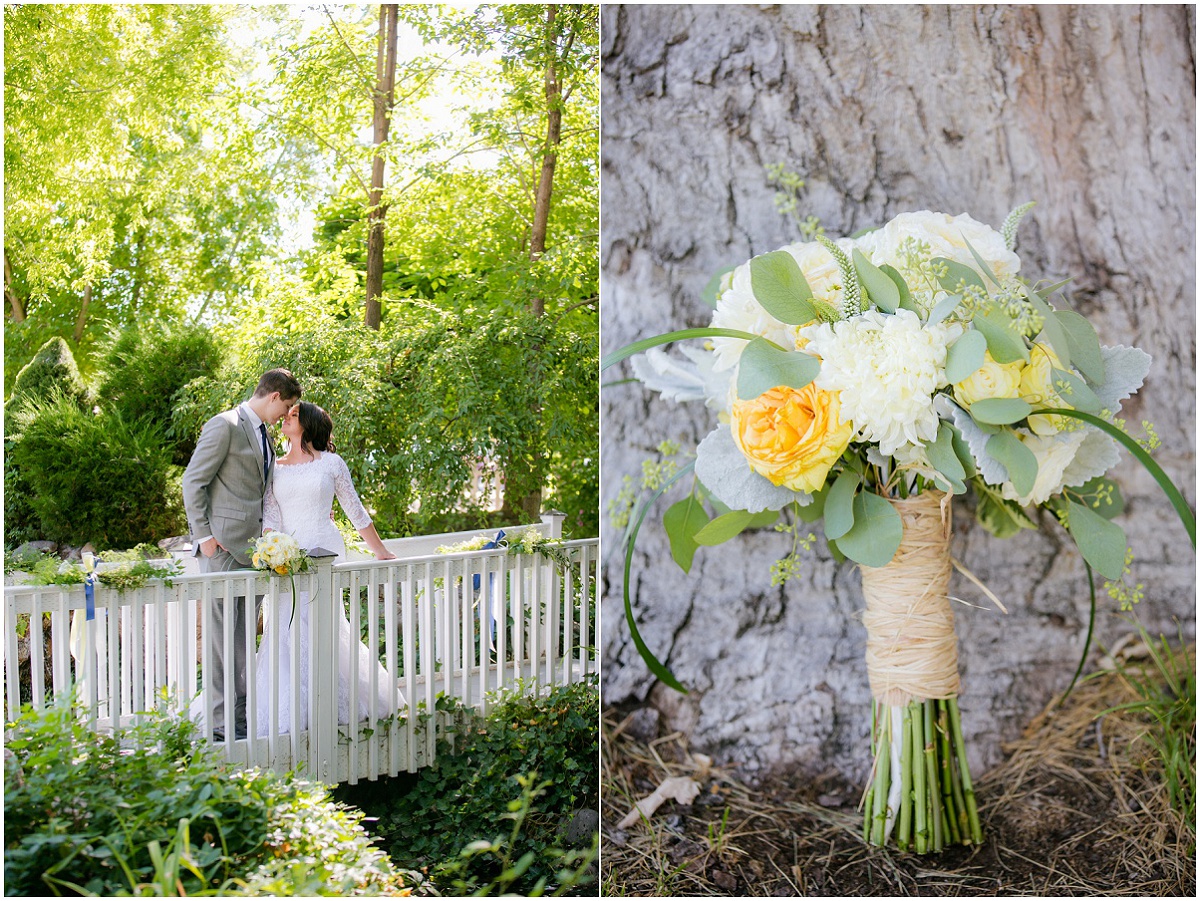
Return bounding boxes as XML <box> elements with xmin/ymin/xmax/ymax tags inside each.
<box><xmin>158</xmin><ymin>536</ymin><xmax>192</xmax><ymax>553</ymax></box>
<box><xmin>12</xmin><ymin>541</ymin><xmax>55</xmax><ymax>558</ymax></box>
<box><xmin>711</xmin><ymin>869</ymin><xmax>738</xmax><ymax>892</ymax></box>
<box><xmin>562</xmin><ymin>807</ymin><xmax>599</xmax><ymax>846</ymax></box>
<box><xmin>624</xmin><ymin>706</ymin><xmax>660</xmax><ymax>743</ymax></box>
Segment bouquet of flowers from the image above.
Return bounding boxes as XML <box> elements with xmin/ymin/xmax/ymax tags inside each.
<box><xmin>251</xmin><ymin>532</ymin><xmax>311</xmax><ymax>626</ymax></box>
<box><xmin>606</xmin><ymin>205</ymin><xmax>1194</xmax><ymax>852</ymax></box>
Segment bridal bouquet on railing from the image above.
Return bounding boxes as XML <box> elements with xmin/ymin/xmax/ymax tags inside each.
<box><xmin>605</xmin><ymin>205</ymin><xmax>1195</xmax><ymax>853</ymax></box>
<box><xmin>251</xmin><ymin>532</ymin><xmax>312</xmax><ymax>626</ymax></box>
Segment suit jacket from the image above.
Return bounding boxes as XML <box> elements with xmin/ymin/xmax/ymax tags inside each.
<box><xmin>182</xmin><ymin>406</ymin><xmax>272</xmax><ymax>567</ymax></box>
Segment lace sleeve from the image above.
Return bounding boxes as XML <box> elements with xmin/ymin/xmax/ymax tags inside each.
<box><xmin>263</xmin><ymin>482</ymin><xmax>282</xmax><ymax>533</ymax></box>
<box><xmin>332</xmin><ymin>455</ymin><xmax>373</xmax><ymax>530</ymax></box>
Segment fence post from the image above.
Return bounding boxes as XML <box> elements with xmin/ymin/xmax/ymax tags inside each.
<box><xmin>308</xmin><ymin>551</ymin><xmax>339</xmax><ymax>783</ymax></box>
<box><xmin>540</xmin><ymin>509</ymin><xmax>566</xmax><ymax>539</ymax></box>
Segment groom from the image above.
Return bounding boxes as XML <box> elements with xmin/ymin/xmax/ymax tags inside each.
<box><xmin>182</xmin><ymin>368</ymin><xmax>302</xmax><ymax>740</ymax></box>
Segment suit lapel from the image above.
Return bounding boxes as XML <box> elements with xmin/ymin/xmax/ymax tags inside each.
<box><xmin>237</xmin><ymin>407</ymin><xmax>268</xmax><ymax>485</ymax></box>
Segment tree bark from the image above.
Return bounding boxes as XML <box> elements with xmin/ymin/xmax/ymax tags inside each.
<box><xmin>4</xmin><ymin>250</ymin><xmax>24</xmax><ymax>322</ymax></box>
<box><xmin>365</xmin><ymin>3</ymin><xmax>398</xmax><ymax>331</ymax></box>
<box><xmin>601</xmin><ymin>4</ymin><xmax>1196</xmax><ymax>783</ymax></box>
<box><xmin>73</xmin><ymin>283</ymin><xmax>91</xmax><ymax>345</ymax></box>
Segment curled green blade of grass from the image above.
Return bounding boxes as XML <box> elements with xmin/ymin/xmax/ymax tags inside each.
<box><xmin>1038</xmin><ymin>407</ymin><xmax>1196</xmax><ymax>705</ymax></box>
<box><xmin>623</xmin><ymin>461</ymin><xmax>695</xmax><ymax>693</ymax></box>
<box><xmin>601</xmin><ymin>327</ymin><xmax>787</xmax><ymax>371</ymax></box>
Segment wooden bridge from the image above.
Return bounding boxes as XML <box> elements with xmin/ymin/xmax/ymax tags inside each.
<box><xmin>4</xmin><ymin>516</ymin><xmax>596</xmax><ymax>785</ymax></box>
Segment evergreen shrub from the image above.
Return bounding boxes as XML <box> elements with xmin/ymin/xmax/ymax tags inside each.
<box><xmin>8</xmin><ymin>397</ymin><xmax>186</xmax><ymax>550</ymax></box>
<box><xmin>3</xmin><ymin>336</ymin><xmax>92</xmax><ymax>418</ymax></box>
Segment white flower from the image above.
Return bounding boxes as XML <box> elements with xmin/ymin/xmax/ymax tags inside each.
<box><xmin>858</xmin><ymin>210</ymin><xmax>1021</xmax><ymax>282</ymax></box>
<box><xmin>710</xmin><ymin>238</ymin><xmax>858</xmax><ymax>371</ymax></box>
<box><xmin>1000</xmin><ymin>429</ymin><xmax>1089</xmax><ymax>506</ymax></box>
<box><xmin>801</xmin><ymin>309</ymin><xmax>958</xmax><ymax>456</ymax></box>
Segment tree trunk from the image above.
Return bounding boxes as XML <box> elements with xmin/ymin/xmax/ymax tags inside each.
<box><xmin>365</xmin><ymin>3</ymin><xmax>398</xmax><ymax>331</ymax></box>
<box><xmin>601</xmin><ymin>4</ymin><xmax>1196</xmax><ymax>783</ymax></box>
<box><xmin>4</xmin><ymin>250</ymin><xmax>24</xmax><ymax>322</ymax></box>
<box><xmin>73</xmin><ymin>283</ymin><xmax>91</xmax><ymax>345</ymax></box>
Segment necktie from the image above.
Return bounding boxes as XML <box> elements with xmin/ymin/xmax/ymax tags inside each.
<box><xmin>259</xmin><ymin>423</ymin><xmax>271</xmax><ymax>482</ymax></box>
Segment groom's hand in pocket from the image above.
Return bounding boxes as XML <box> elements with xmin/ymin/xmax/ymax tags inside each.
<box><xmin>200</xmin><ymin>537</ymin><xmax>219</xmax><ymax>558</ymax></box>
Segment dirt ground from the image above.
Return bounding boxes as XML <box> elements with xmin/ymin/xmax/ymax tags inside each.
<box><xmin>602</xmin><ymin>645</ymin><xmax>1195</xmax><ymax>897</ymax></box>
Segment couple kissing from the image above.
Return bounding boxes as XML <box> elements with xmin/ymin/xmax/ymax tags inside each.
<box><xmin>182</xmin><ymin>368</ymin><xmax>400</xmax><ymax>742</ymax></box>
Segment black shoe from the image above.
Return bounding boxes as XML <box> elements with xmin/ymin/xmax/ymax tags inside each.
<box><xmin>211</xmin><ymin>728</ymin><xmax>225</xmax><ymax>742</ymax></box>
<box><xmin>211</xmin><ymin>727</ymin><xmax>247</xmax><ymax>742</ymax></box>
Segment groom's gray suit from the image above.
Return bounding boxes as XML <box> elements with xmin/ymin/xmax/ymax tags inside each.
<box><xmin>182</xmin><ymin>405</ymin><xmax>273</xmax><ymax>736</ymax></box>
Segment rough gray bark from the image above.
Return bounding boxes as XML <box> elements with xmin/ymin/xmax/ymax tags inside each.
<box><xmin>601</xmin><ymin>4</ymin><xmax>1196</xmax><ymax>784</ymax></box>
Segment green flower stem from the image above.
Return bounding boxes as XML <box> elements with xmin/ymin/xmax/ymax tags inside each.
<box><xmin>943</xmin><ymin>700</ymin><xmax>970</xmax><ymax>842</ymax></box>
<box><xmin>897</xmin><ymin>705</ymin><xmax>913</xmax><ymax>851</ymax></box>
<box><xmin>947</xmin><ymin>697</ymin><xmax>983</xmax><ymax>845</ymax></box>
<box><xmin>870</xmin><ymin>710</ymin><xmax>891</xmax><ymax>847</ymax></box>
<box><xmin>911</xmin><ymin>700</ymin><xmax>928</xmax><ymax>854</ymax></box>
<box><xmin>923</xmin><ymin>699</ymin><xmax>944</xmax><ymax>853</ymax></box>
<box><xmin>937</xmin><ymin>701</ymin><xmax>961</xmax><ymax>845</ymax></box>
<box><xmin>862</xmin><ymin>786</ymin><xmax>874</xmax><ymax>843</ymax></box>
<box><xmin>601</xmin><ymin>328</ymin><xmax>788</xmax><ymax>371</ymax></box>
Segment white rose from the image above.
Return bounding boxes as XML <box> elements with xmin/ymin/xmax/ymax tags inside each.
<box><xmin>999</xmin><ymin>429</ymin><xmax>1088</xmax><ymax>507</ymax></box>
<box><xmin>858</xmin><ymin>210</ymin><xmax>1021</xmax><ymax>282</ymax></box>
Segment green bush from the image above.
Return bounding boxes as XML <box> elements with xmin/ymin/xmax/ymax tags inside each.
<box><xmin>3</xmin><ymin>694</ymin><xmax>410</xmax><ymax>896</ymax></box>
<box><xmin>3</xmin><ymin>438</ymin><xmax>43</xmax><ymax>548</ymax></box>
<box><xmin>7</xmin><ymin>396</ymin><xmax>186</xmax><ymax>550</ymax></box>
<box><xmin>3</xmin><ymin>336</ymin><xmax>92</xmax><ymax>419</ymax></box>
<box><xmin>337</xmin><ymin>677</ymin><xmax>599</xmax><ymax>896</ymax></box>
<box><xmin>97</xmin><ymin>322</ymin><xmax>224</xmax><ymax>466</ymax></box>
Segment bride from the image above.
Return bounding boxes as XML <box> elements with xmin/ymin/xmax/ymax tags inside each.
<box><xmin>255</xmin><ymin>401</ymin><xmax>401</xmax><ymax>736</ymax></box>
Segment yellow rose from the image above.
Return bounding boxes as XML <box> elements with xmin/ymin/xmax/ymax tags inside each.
<box><xmin>952</xmin><ymin>351</ymin><xmax>1024</xmax><ymax>406</ymax></box>
<box><xmin>274</xmin><ymin>564</ymin><xmax>290</xmax><ymax>575</ymax></box>
<box><xmin>1019</xmin><ymin>343</ymin><xmax>1069</xmax><ymax>435</ymax></box>
<box><xmin>732</xmin><ymin>383</ymin><xmax>853</xmax><ymax>493</ymax></box>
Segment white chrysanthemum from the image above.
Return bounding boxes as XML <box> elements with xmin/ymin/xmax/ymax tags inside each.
<box><xmin>1000</xmin><ymin>429</ymin><xmax>1089</xmax><ymax>506</ymax></box>
<box><xmin>801</xmin><ymin>309</ymin><xmax>958</xmax><ymax>456</ymax></box>
<box><xmin>709</xmin><ymin>238</ymin><xmax>857</xmax><ymax>371</ymax></box>
<box><xmin>858</xmin><ymin>210</ymin><xmax>1021</xmax><ymax>281</ymax></box>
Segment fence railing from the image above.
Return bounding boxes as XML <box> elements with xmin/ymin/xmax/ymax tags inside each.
<box><xmin>4</xmin><ymin>518</ymin><xmax>596</xmax><ymax>785</ymax></box>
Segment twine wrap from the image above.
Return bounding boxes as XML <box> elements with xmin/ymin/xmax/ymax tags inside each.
<box><xmin>859</xmin><ymin>491</ymin><xmax>960</xmax><ymax>707</ymax></box>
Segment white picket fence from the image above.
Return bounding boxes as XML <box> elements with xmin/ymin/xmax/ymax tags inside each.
<box><xmin>3</xmin><ymin>517</ymin><xmax>597</xmax><ymax>785</ymax></box>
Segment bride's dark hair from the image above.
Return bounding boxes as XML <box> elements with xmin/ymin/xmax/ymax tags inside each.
<box><xmin>296</xmin><ymin>402</ymin><xmax>336</xmax><ymax>455</ymax></box>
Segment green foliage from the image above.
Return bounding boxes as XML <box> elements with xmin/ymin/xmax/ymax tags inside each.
<box><xmin>340</xmin><ymin>677</ymin><xmax>599</xmax><ymax>896</ymax></box>
<box><xmin>4</xmin><ymin>336</ymin><xmax>91</xmax><ymax>415</ymax></box>
<box><xmin>3</xmin><ymin>694</ymin><xmax>407</xmax><ymax>896</ymax></box>
<box><xmin>7</xmin><ymin>396</ymin><xmax>186</xmax><ymax>550</ymax></box>
<box><xmin>96</xmin><ymin>323</ymin><xmax>224</xmax><ymax>466</ymax></box>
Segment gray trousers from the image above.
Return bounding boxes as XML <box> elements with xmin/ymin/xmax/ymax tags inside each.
<box><xmin>199</xmin><ymin>549</ymin><xmax>261</xmax><ymax>735</ymax></box>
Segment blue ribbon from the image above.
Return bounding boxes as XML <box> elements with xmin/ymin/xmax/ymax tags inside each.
<box><xmin>472</xmin><ymin>530</ymin><xmax>505</xmax><ymax>592</ymax></box>
<box><xmin>84</xmin><ymin>572</ymin><xmax>96</xmax><ymax>621</ymax></box>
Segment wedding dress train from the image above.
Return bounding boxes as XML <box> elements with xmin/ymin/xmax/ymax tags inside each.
<box><xmin>253</xmin><ymin>452</ymin><xmax>402</xmax><ymax>737</ymax></box>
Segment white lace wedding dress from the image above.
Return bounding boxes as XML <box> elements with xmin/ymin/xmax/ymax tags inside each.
<box><xmin>254</xmin><ymin>452</ymin><xmax>401</xmax><ymax>737</ymax></box>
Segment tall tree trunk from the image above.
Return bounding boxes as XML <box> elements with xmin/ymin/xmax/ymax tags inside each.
<box><xmin>4</xmin><ymin>250</ymin><xmax>24</xmax><ymax>322</ymax></box>
<box><xmin>601</xmin><ymin>4</ymin><xmax>1196</xmax><ymax>783</ymax></box>
<box><xmin>514</xmin><ymin>4</ymin><xmax>573</xmax><ymax>522</ymax></box>
<box><xmin>73</xmin><ymin>283</ymin><xmax>91</xmax><ymax>345</ymax></box>
<box><xmin>365</xmin><ymin>3</ymin><xmax>399</xmax><ymax>331</ymax></box>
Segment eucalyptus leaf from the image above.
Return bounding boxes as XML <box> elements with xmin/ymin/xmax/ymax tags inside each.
<box><xmin>853</xmin><ymin>248</ymin><xmax>900</xmax><ymax>313</ymax></box>
<box><xmin>747</xmin><ymin>509</ymin><xmax>782</xmax><ymax>529</ymax></box>
<box><xmin>949</xmin><ymin>422</ymin><xmax>978</xmax><ymax>478</ymax></box>
<box><xmin>925</xmin><ymin>423</ymin><xmax>967</xmax><ymax>494</ymax></box>
<box><xmin>838</xmin><ymin>492</ymin><xmax>904</xmax><ymax>568</ymax></box>
<box><xmin>1051</xmin><ymin>368</ymin><xmax>1103</xmax><ymax>413</ymax></box>
<box><xmin>961</xmin><ymin>235</ymin><xmax>1002</xmax><ymax>286</ymax></box>
<box><xmin>928</xmin><ymin>293</ymin><xmax>963</xmax><ymax>326</ymax></box>
<box><xmin>1073</xmin><ymin>476</ymin><xmax>1125</xmax><ymax>520</ymax></box>
<box><xmin>663</xmin><ymin>495</ymin><xmax>710</xmax><ymax>573</ymax></box>
<box><xmin>986</xmin><ymin>430</ymin><xmax>1039</xmax><ymax>497</ymax></box>
<box><xmin>701</xmin><ymin>265</ymin><xmax>737</xmax><ymax>309</ymax></box>
<box><xmin>1054</xmin><ymin>311</ymin><xmax>1106</xmax><ymax>384</ymax></box>
<box><xmin>879</xmin><ymin>263</ymin><xmax>919</xmax><ymax>313</ymax></box>
<box><xmin>970</xmin><ymin>397</ymin><xmax>1034</xmax><ymax>425</ymax></box>
<box><xmin>824</xmin><ymin>469</ymin><xmax>860</xmax><ymax>540</ymax></box>
<box><xmin>750</xmin><ymin>250</ymin><xmax>818</xmax><ymax>325</ymax></box>
<box><xmin>1065</xmin><ymin>500</ymin><xmax>1127</xmax><ymax>581</ymax></box>
<box><xmin>694</xmin><ymin>510</ymin><xmax>757</xmax><ymax>546</ymax></box>
<box><xmin>973</xmin><ymin>305</ymin><xmax>1030</xmax><ymax>364</ymax></box>
<box><xmin>944</xmin><ymin>329</ymin><xmax>988</xmax><ymax>384</ymax></box>
<box><xmin>796</xmin><ymin>485</ymin><xmax>829</xmax><ymax>523</ymax></box>
<box><xmin>974</xmin><ymin>480</ymin><xmax>1037</xmax><ymax>538</ymax></box>
<box><xmin>1026</xmin><ymin>290</ymin><xmax>1072</xmax><ymax>370</ymax></box>
<box><xmin>934</xmin><ymin>257</ymin><xmax>987</xmax><ymax>294</ymax></box>
<box><xmin>736</xmin><ymin>339</ymin><xmax>821</xmax><ymax>400</ymax></box>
